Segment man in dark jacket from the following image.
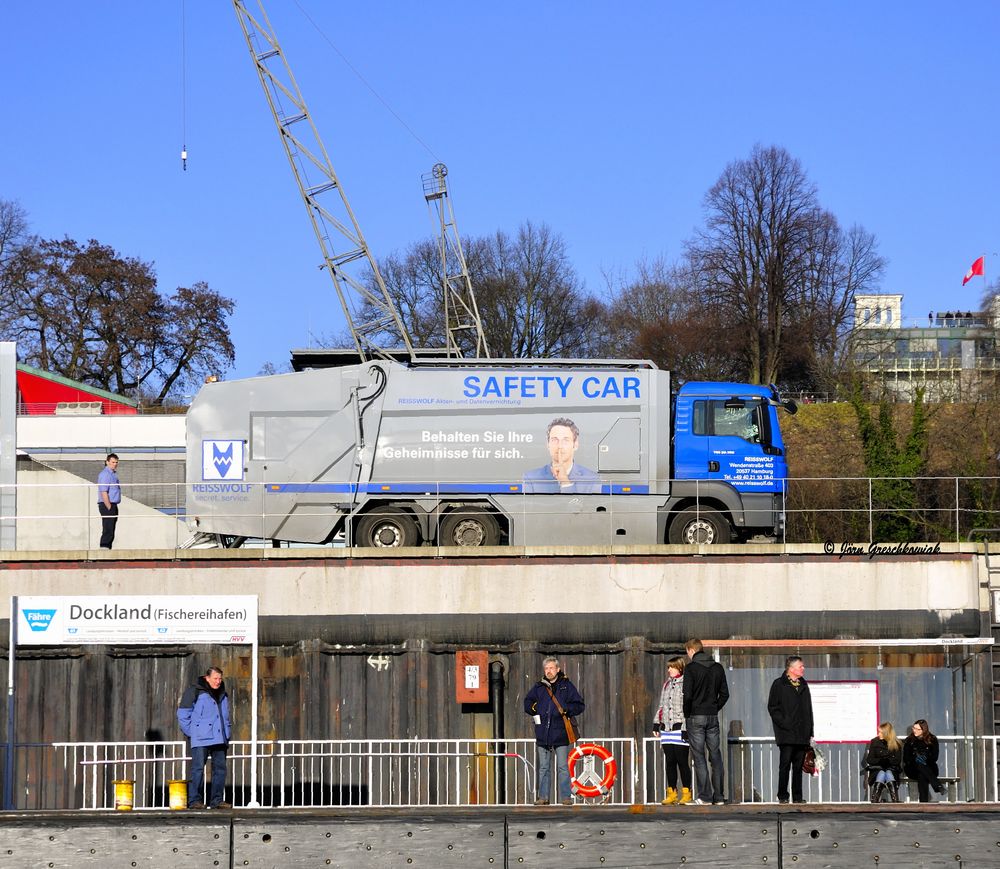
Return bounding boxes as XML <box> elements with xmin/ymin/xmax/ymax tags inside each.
<box><xmin>683</xmin><ymin>639</ymin><xmax>730</xmax><ymax>804</ymax></box>
<box><xmin>177</xmin><ymin>666</ymin><xmax>232</xmax><ymax>809</ymax></box>
<box><xmin>767</xmin><ymin>655</ymin><xmax>814</xmax><ymax>804</ymax></box>
<box><xmin>524</xmin><ymin>656</ymin><xmax>585</xmax><ymax>805</ymax></box>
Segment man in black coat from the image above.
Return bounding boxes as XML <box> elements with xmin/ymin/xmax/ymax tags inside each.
<box><xmin>767</xmin><ymin>655</ymin><xmax>814</xmax><ymax>804</ymax></box>
<box><xmin>682</xmin><ymin>639</ymin><xmax>730</xmax><ymax>804</ymax></box>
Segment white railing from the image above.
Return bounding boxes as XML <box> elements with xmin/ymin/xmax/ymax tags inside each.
<box><xmin>639</xmin><ymin>735</ymin><xmax>999</xmax><ymax>804</ymax></box>
<box><xmin>54</xmin><ymin>737</ymin><xmax>637</xmax><ymax>811</ymax></box>
<box><xmin>6</xmin><ymin>475</ymin><xmax>1000</xmax><ymax>551</ymax></box>
<box><xmin>54</xmin><ymin>735</ymin><xmax>999</xmax><ymax>810</ymax></box>
<box><xmin>56</xmin><ymin>741</ymin><xmax>190</xmax><ymax>810</ymax></box>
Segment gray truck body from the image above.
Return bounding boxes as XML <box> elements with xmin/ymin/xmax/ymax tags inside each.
<box><xmin>186</xmin><ymin>359</ymin><xmax>787</xmax><ymax>546</ymax></box>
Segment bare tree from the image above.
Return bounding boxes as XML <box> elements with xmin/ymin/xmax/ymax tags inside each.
<box><xmin>0</xmin><ymin>199</ymin><xmax>29</xmax><ymax>267</ymax></box>
<box><xmin>799</xmin><ymin>219</ymin><xmax>885</xmax><ymax>392</ymax></box>
<box><xmin>0</xmin><ymin>236</ymin><xmax>235</xmax><ymax>402</ymax></box>
<box><xmin>353</xmin><ymin>221</ymin><xmax>598</xmax><ymax>359</ymax></box>
<box><xmin>467</xmin><ymin>222</ymin><xmax>597</xmax><ymax>358</ymax></box>
<box><xmin>686</xmin><ymin>145</ymin><xmax>822</xmax><ymax>385</ymax></box>
<box><xmin>0</xmin><ymin>200</ymin><xmax>34</xmax><ymax>335</ymax></box>
<box><xmin>374</xmin><ymin>240</ymin><xmax>449</xmax><ymax>349</ymax></box>
<box><xmin>597</xmin><ymin>256</ymin><xmax>743</xmax><ymax>382</ymax></box>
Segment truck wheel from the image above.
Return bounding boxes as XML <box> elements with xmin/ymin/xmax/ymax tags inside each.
<box><xmin>668</xmin><ymin>507</ymin><xmax>728</xmax><ymax>545</ymax></box>
<box><xmin>439</xmin><ymin>507</ymin><xmax>501</xmax><ymax>547</ymax></box>
<box><xmin>355</xmin><ymin>507</ymin><xmax>420</xmax><ymax>548</ymax></box>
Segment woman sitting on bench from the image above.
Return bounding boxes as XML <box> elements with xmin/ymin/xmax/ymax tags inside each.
<box><xmin>903</xmin><ymin>719</ymin><xmax>944</xmax><ymax>802</ymax></box>
<box><xmin>863</xmin><ymin>722</ymin><xmax>903</xmax><ymax>802</ymax></box>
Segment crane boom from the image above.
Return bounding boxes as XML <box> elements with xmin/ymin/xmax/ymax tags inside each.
<box><xmin>231</xmin><ymin>0</ymin><xmax>414</xmax><ymax>362</ymax></box>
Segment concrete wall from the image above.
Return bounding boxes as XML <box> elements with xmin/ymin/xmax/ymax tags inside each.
<box><xmin>0</xmin><ymin>549</ymin><xmax>982</xmax><ymax>643</ymax></box>
<box><xmin>17</xmin><ymin>414</ymin><xmax>185</xmax><ymax>450</ymax></box>
<box><xmin>13</xmin><ymin>468</ymin><xmax>187</xmax><ymax>551</ymax></box>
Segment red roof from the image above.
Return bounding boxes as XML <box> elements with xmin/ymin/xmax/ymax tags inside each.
<box><xmin>16</xmin><ymin>365</ymin><xmax>138</xmax><ymax>415</ymax></box>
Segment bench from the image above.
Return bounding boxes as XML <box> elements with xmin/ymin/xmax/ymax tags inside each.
<box><xmin>865</xmin><ymin>775</ymin><xmax>960</xmax><ymax>803</ymax></box>
<box><xmin>900</xmin><ymin>774</ymin><xmax>960</xmax><ymax>803</ymax></box>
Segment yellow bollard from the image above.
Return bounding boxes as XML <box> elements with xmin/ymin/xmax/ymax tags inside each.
<box><xmin>113</xmin><ymin>780</ymin><xmax>135</xmax><ymax>811</ymax></box>
<box><xmin>168</xmin><ymin>780</ymin><xmax>188</xmax><ymax>810</ymax></box>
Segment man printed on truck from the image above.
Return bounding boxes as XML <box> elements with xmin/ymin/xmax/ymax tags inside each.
<box><xmin>522</xmin><ymin>417</ymin><xmax>601</xmax><ymax>493</ymax></box>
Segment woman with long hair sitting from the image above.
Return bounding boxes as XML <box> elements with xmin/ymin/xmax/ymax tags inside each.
<box><xmin>903</xmin><ymin>719</ymin><xmax>944</xmax><ymax>802</ymax></box>
<box><xmin>862</xmin><ymin>722</ymin><xmax>903</xmax><ymax>802</ymax></box>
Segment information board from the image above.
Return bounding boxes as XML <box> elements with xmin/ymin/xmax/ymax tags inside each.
<box><xmin>15</xmin><ymin>595</ymin><xmax>257</xmax><ymax>646</ymax></box>
<box><xmin>810</xmin><ymin>680</ymin><xmax>879</xmax><ymax>743</ymax></box>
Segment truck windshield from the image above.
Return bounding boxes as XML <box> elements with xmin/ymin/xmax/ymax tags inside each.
<box><xmin>693</xmin><ymin>399</ymin><xmax>769</xmax><ymax>445</ymax></box>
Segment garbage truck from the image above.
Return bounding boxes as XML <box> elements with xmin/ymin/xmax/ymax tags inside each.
<box><xmin>185</xmin><ymin>358</ymin><xmax>797</xmax><ymax>547</ymax></box>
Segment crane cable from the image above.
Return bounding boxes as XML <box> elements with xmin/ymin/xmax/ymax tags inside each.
<box><xmin>180</xmin><ymin>1</ymin><xmax>438</xmax><ymax>170</ymax></box>
<box><xmin>290</xmin><ymin>0</ymin><xmax>440</xmax><ymax>163</ymax></box>
<box><xmin>180</xmin><ymin>0</ymin><xmax>188</xmax><ymax>170</ymax></box>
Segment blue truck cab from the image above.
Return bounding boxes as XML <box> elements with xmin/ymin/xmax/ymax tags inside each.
<box><xmin>669</xmin><ymin>382</ymin><xmax>796</xmax><ymax>543</ymax></box>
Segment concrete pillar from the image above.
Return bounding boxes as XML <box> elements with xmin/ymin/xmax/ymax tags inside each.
<box><xmin>0</xmin><ymin>343</ymin><xmax>15</xmax><ymax>550</ymax></box>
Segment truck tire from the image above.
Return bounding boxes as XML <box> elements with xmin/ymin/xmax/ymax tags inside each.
<box><xmin>668</xmin><ymin>507</ymin><xmax>729</xmax><ymax>545</ymax></box>
<box><xmin>355</xmin><ymin>506</ymin><xmax>420</xmax><ymax>548</ymax></box>
<box><xmin>439</xmin><ymin>507</ymin><xmax>501</xmax><ymax>547</ymax></box>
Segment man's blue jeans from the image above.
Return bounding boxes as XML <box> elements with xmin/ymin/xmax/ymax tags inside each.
<box><xmin>686</xmin><ymin>714</ymin><xmax>724</xmax><ymax>802</ymax></box>
<box><xmin>190</xmin><ymin>744</ymin><xmax>228</xmax><ymax>807</ymax></box>
<box><xmin>537</xmin><ymin>744</ymin><xmax>571</xmax><ymax>801</ymax></box>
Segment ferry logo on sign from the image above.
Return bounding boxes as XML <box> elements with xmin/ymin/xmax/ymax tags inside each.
<box><xmin>203</xmin><ymin>440</ymin><xmax>244</xmax><ymax>481</ymax></box>
<box><xmin>22</xmin><ymin>609</ymin><xmax>56</xmax><ymax>632</ymax></box>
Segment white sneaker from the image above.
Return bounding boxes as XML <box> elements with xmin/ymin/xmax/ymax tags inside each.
<box><xmin>690</xmin><ymin>798</ymin><xmax>708</xmax><ymax>805</ymax></box>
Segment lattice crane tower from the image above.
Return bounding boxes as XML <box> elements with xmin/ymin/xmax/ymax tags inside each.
<box><xmin>422</xmin><ymin>164</ymin><xmax>490</xmax><ymax>359</ymax></box>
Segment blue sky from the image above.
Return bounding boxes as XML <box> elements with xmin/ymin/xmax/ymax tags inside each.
<box><xmin>5</xmin><ymin>2</ymin><xmax>999</xmax><ymax>381</ymax></box>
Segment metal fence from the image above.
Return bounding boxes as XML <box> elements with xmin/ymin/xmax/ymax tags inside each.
<box><xmin>41</xmin><ymin>735</ymin><xmax>999</xmax><ymax>811</ymax></box>
<box><xmin>7</xmin><ymin>475</ymin><xmax>1000</xmax><ymax>551</ymax></box>
<box><xmin>641</xmin><ymin>734</ymin><xmax>999</xmax><ymax>805</ymax></box>
<box><xmin>53</xmin><ymin>738</ymin><xmax>635</xmax><ymax>811</ymax></box>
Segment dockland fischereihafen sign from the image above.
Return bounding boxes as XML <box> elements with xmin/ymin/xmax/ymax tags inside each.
<box><xmin>15</xmin><ymin>595</ymin><xmax>258</xmax><ymax>646</ymax></box>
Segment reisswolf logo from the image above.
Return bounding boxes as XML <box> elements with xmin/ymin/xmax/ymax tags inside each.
<box><xmin>202</xmin><ymin>440</ymin><xmax>244</xmax><ymax>481</ymax></box>
<box><xmin>22</xmin><ymin>609</ymin><xmax>56</xmax><ymax>632</ymax></box>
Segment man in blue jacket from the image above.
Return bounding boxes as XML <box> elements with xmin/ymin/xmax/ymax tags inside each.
<box><xmin>524</xmin><ymin>656</ymin><xmax>585</xmax><ymax>805</ymax></box>
<box><xmin>177</xmin><ymin>666</ymin><xmax>232</xmax><ymax>809</ymax></box>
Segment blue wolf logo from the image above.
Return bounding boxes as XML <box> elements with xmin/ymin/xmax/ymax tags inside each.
<box><xmin>213</xmin><ymin>443</ymin><xmax>234</xmax><ymax>474</ymax></box>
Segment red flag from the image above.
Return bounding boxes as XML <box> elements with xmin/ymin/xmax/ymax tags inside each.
<box><xmin>963</xmin><ymin>255</ymin><xmax>985</xmax><ymax>285</ymax></box>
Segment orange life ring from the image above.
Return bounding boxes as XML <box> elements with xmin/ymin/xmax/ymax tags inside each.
<box><xmin>568</xmin><ymin>742</ymin><xmax>618</xmax><ymax>798</ymax></box>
